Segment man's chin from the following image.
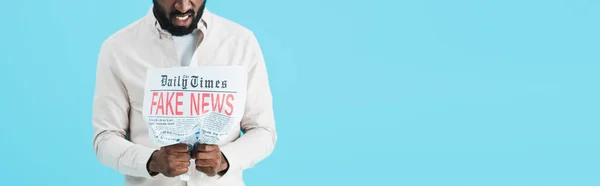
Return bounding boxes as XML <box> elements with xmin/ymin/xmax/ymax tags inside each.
<box><xmin>171</xmin><ymin>24</ymin><xmax>192</xmax><ymax>30</ymax></box>
<box><xmin>166</xmin><ymin>27</ymin><xmax>195</xmax><ymax>36</ymax></box>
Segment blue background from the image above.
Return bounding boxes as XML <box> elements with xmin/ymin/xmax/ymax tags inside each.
<box><xmin>0</xmin><ymin>0</ymin><xmax>599</xmax><ymax>185</ymax></box>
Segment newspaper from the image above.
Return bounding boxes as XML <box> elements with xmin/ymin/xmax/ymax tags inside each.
<box><xmin>141</xmin><ymin>66</ymin><xmax>247</xmax><ymax>180</ymax></box>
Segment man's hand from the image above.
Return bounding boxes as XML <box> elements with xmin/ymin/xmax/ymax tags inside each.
<box><xmin>193</xmin><ymin>144</ymin><xmax>229</xmax><ymax>177</ymax></box>
<box><xmin>147</xmin><ymin>143</ymin><xmax>191</xmax><ymax>177</ymax></box>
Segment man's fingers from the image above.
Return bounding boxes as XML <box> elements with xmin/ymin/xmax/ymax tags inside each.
<box><xmin>196</xmin><ymin>167</ymin><xmax>217</xmax><ymax>176</ymax></box>
<box><xmin>173</xmin><ymin>152</ymin><xmax>191</xmax><ymax>161</ymax></box>
<box><xmin>168</xmin><ymin>160</ymin><xmax>190</xmax><ymax>169</ymax></box>
<box><xmin>177</xmin><ymin>167</ymin><xmax>190</xmax><ymax>175</ymax></box>
<box><xmin>194</xmin><ymin>144</ymin><xmax>218</xmax><ymax>152</ymax></box>
<box><xmin>167</xmin><ymin>151</ymin><xmax>191</xmax><ymax>162</ymax></box>
<box><xmin>194</xmin><ymin>151</ymin><xmax>219</xmax><ymax>160</ymax></box>
<box><xmin>170</xmin><ymin>143</ymin><xmax>192</xmax><ymax>153</ymax></box>
<box><xmin>195</xmin><ymin>152</ymin><xmax>212</xmax><ymax>160</ymax></box>
<box><xmin>195</xmin><ymin>159</ymin><xmax>219</xmax><ymax>168</ymax></box>
<box><xmin>165</xmin><ymin>167</ymin><xmax>189</xmax><ymax>177</ymax></box>
<box><xmin>173</xmin><ymin>160</ymin><xmax>191</xmax><ymax>168</ymax></box>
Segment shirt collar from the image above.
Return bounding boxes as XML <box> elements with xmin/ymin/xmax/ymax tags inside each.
<box><xmin>145</xmin><ymin>6</ymin><xmax>211</xmax><ymax>39</ymax></box>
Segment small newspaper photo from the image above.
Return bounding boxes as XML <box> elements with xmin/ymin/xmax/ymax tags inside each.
<box><xmin>141</xmin><ymin>66</ymin><xmax>247</xmax><ymax>149</ymax></box>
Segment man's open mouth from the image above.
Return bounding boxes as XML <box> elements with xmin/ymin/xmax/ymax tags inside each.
<box><xmin>172</xmin><ymin>13</ymin><xmax>193</xmax><ymax>27</ymax></box>
<box><xmin>175</xmin><ymin>14</ymin><xmax>190</xmax><ymax>20</ymax></box>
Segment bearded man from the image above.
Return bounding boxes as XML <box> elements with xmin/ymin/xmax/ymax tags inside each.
<box><xmin>91</xmin><ymin>1</ymin><xmax>277</xmax><ymax>186</ymax></box>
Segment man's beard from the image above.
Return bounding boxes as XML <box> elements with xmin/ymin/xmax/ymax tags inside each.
<box><xmin>153</xmin><ymin>0</ymin><xmax>206</xmax><ymax>36</ymax></box>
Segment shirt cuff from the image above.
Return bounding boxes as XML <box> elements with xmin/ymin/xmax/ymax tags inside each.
<box><xmin>218</xmin><ymin>145</ymin><xmax>238</xmax><ymax>178</ymax></box>
<box><xmin>127</xmin><ymin>144</ymin><xmax>158</xmax><ymax>179</ymax></box>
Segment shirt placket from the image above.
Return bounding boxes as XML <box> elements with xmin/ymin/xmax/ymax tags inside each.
<box><xmin>156</xmin><ymin>24</ymin><xmax>181</xmax><ymax>68</ymax></box>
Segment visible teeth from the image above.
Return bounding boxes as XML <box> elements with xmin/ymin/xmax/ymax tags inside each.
<box><xmin>176</xmin><ymin>15</ymin><xmax>189</xmax><ymax>20</ymax></box>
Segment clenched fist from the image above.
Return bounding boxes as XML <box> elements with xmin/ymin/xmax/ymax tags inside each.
<box><xmin>147</xmin><ymin>143</ymin><xmax>192</xmax><ymax>177</ymax></box>
<box><xmin>193</xmin><ymin>144</ymin><xmax>229</xmax><ymax>177</ymax></box>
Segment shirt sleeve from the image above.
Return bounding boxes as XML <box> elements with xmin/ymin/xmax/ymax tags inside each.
<box><xmin>92</xmin><ymin>41</ymin><xmax>157</xmax><ymax>179</ymax></box>
<box><xmin>219</xmin><ymin>32</ymin><xmax>278</xmax><ymax>175</ymax></box>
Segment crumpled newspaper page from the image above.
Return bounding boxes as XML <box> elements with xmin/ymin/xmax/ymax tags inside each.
<box><xmin>141</xmin><ymin>66</ymin><xmax>247</xmax><ymax>180</ymax></box>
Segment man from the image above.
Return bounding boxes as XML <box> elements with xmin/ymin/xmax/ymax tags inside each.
<box><xmin>91</xmin><ymin>0</ymin><xmax>277</xmax><ymax>185</ymax></box>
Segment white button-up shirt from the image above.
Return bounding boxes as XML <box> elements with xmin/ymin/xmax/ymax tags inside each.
<box><xmin>92</xmin><ymin>7</ymin><xmax>277</xmax><ymax>186</ymax></box>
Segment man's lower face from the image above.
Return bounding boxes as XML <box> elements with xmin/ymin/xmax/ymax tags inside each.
<box><xmin>153</xmin><ymin>0</ymin><xmax>206</xmax><ymax>36</ymax></box>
